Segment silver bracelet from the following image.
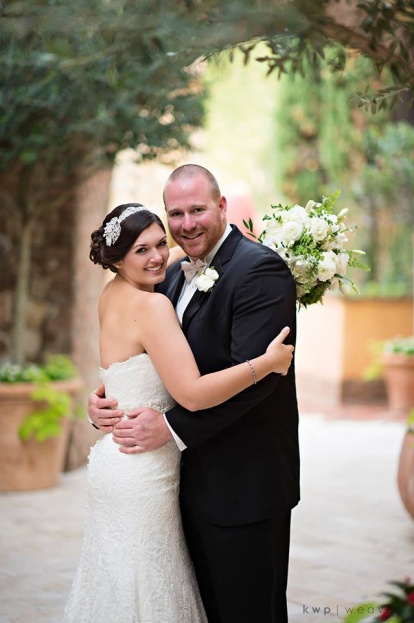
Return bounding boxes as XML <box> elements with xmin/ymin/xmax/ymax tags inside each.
<box><xmin>246</xmin><ymin>359</ymin><xmax>257</xmax><ymax>385</ymax></box>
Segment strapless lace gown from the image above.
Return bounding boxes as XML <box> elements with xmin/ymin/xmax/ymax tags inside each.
<box><xmin>63</xmin><ymin>354</ymin><xmax>207</xmax><ymax>623</ymax></box>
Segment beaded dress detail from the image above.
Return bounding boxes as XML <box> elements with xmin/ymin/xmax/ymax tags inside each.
<box><xmin>63</xmin><ymin>354</ymin><xmax>206</xmax><ymax>623</ymax></box>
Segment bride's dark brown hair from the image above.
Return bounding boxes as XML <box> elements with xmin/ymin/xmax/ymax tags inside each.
<box><xmin>90</xmin><ymin>203</ymin><xmax>166</xmax><ymax>273</ymax></box>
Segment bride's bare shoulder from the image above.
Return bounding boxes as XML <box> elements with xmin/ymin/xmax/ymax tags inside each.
<box><xmin>141</xmin><ymin>292</ymin><xmax>175</xmax><ymax>315</ymax></box>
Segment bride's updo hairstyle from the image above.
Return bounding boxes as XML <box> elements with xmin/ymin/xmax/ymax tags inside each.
<box><xmin>90</xmin><ymin>203</ymin><xmax>166</xmax><ymax>273</ymax></box>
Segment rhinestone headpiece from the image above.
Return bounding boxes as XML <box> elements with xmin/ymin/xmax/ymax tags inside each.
<box><xmin>103</xmin><ymin>205</ymin><xmax>146</xmax><ymax>246</ymax></box>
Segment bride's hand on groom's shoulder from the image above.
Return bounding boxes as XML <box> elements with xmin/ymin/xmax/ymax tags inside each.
<box><xmin>87</xmin><ymin>385</ymin><xmax>123</xmax><ymax>432</ymax></box>
<box><xmin>266</xmin><ymin>327</ymin><xmax>294</xmax><ymax>376</ymax></box>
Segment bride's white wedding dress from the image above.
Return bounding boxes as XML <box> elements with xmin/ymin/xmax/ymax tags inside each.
<box><xmin>63</xmin><ymin>354</ymin><xmax>207</xmax><ymax>623</ymax></box>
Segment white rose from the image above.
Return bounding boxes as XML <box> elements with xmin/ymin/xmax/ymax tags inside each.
<box><xmin>322</xmin><ymin>250</ymin><xmax>337</xmax><ymax>263</ymax></box>
<box><xmin>264</xmin><ymin>219</ymin><xmax>283</xmax><ymax>235</ymax></box>
<box><xmin>291</xmin><ymin>257</ymin><xmax>310</xmax><ymax>281</ymax></box>
<box><xmin>317</xmin><ymin>253</ymin><xmax>337</xmax><ymax>282</ymax></box>
<box><xmin>280</xmin><ymin>220</ymin><xmax>303</xmax><ymax>246</ymax></box>
<box><xmin>284</xmin><ymin>204</ymin><xmax>308</xmax><ymax>224</ymax></box>
<box><xmin>309</xmin><ymin>217</ymin><xmax>329</xmax><ymax>242</ymax></box>
<box><xmin>195</xmin><ymin>274</ymin><xmax>215</xmax><ymax>292</ymax></box>
<box><xmin>262</xmin><ymin>235</ymin><xmax>278</xmax><ymax>250</ymax></box>
<box><xmin>204</xmin><ymin>267</ymin><xmax>219</xmax><ymax>281</ymax></box>
<box><xmin>262</xmin><ymin>220</ymin><xmax>284</xmax><ymax>246</ymax></box>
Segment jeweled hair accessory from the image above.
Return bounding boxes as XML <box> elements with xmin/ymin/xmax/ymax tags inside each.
<box><xmin>103</xmin><ymin>205</ymin><xmax>146</xmax><ymax>246</ymax></box>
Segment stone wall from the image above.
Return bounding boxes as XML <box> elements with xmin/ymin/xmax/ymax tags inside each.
<box><xmin>0</xmin><ymin>166</ymin><xmax>111</xmax><ymax>469</ymax></box>
<box><xmin>0</xmin><ymin>168</ymin><xmax>77</xmax><ymax>361</ymax></box>
<box><xmin>295</xmin><ymin>294</ymin><xmax>414</xmax><ymax>409</ymax></box>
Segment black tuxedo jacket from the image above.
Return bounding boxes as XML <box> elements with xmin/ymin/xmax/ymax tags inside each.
<box><xmin>158</xmin><ymin>226</ymin><xmax>300</xmax><ymax>526</ymax></box>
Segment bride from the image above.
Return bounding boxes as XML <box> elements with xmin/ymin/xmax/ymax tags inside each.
<box><xmin>62</xmin><ymin>203</ymin><xmax>294</xmax><ymax>623</ymax></box>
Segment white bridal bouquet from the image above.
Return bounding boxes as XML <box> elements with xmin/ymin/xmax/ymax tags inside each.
<box><xmin>244</xmin><ymin>191</ymin><xmax>368</xmax><ymax>308</ymax></box>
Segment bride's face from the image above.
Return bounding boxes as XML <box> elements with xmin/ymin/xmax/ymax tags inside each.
<box><xmin>115</xmin><ymin>223</ymin><xmax>169</xmax><ymax>291</ymax></box>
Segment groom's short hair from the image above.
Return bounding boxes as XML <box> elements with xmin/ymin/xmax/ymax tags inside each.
<box><xmin>164</xmin><ymin>164</ymin><xmax>221</xmax><ymax>203</ymax></box>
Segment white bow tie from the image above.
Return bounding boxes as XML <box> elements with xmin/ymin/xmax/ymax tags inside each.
<box><xmin>181</xmin><ymin>258</ymin><xmax>207</xmax><ymax>283</ymax></box>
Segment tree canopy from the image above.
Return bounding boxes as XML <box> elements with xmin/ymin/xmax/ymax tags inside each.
<box><xmin>2</xmin><ymin>0</ymin><xmax>413</xmax><ymax>177</ymax></box>
<box><xmin>3</xmin><ymin>0</ymin><xmax>414</xmax><ymax>115</ymax></box>
<box><xmin>0</xmin><ymin>0</ymin><xmax>205</xmax><ymax>175</ymax></box>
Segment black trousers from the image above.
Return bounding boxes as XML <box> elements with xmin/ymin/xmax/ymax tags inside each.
<box><xmin>180</xmin><ymin>497</ymin><xmax>292</xmax><ymax>623</ymax></box>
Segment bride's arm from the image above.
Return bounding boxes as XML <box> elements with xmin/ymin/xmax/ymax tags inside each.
<box><xmin>140</xmin><ymin>294</ymin><xmax>293</xmax><ymax>412</ymax></box>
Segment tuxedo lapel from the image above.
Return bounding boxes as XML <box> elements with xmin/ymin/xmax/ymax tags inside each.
<box><xmin>210</xmin><ymin>225</ymin><xmax>242</xmax><ymax>269</ymax></box>
<box><xmin>181</xmin><ymin>288</ymin><xmax>207</xmax><ymax>334</ymax></box>
<box><xmin>165</xmin><ymin>263</ymin><xmax>186</xmax><ymax>307</ymax></box>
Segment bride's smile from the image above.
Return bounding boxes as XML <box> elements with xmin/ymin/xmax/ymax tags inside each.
<box><xmin>114</xmin><ymin>222</ymin><xmax>170</xmax><ymax>291</ymax></box>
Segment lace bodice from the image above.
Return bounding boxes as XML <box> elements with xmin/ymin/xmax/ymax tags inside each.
<box><xmin>100</xmin><ymin>353</ymin><xmax>176</xmax><ymax>414</ymax></box>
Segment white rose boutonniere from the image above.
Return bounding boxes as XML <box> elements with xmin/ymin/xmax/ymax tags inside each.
<box><xmin>194</xmin><ymin>266</ymin><xmax>219</xmax><ymax>293</ymax></box>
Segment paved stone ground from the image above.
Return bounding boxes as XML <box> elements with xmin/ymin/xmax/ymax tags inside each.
<box><xmin>0</xmin><ymin>412</ymin><xmax>412</xmax><ymax>623</ymax></box>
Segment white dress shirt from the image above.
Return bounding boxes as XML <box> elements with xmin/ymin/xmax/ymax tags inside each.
<box><xmin>165</xmin><ymin>224</ymin><xmax>232</xmax><ymax>451</ymax></box>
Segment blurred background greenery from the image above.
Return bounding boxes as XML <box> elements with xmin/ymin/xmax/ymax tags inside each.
<box><xmin>1</xmin><ymin>0</ymin><xmax>414</xmax><ymax>366</ymax></box>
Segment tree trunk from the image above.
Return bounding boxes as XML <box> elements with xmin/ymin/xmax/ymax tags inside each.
<box><xmin>10</xmin><ymin>216</ymin><xmax>33</xmax><ymax>365</ymax></box>
<box><xmin>65</xmin><ymin>166</ymin><xmax>113</xmax><ymax>470</ymax></box>
<box><xmin>10</xmin><ymin>165</ymin><xmax>37</xmax><ymax>365</ymax></box>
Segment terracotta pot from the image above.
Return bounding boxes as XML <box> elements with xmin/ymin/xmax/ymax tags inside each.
<box><xmin>0</xmin><ymin>377</ymin><xmax>82</xmax><ymax>491</ymax></box>
<box><xmin>397</xmin><ymin>430</ymin><xmax>414</xmax><ymax>520</ymax></box>
<box><xmin>382</xmin><ymin>353</ymin><xmax>414</xmax><ymax>412</ymax></box>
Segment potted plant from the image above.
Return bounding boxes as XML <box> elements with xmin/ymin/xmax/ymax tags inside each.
<box><xmin>0</xmin><ymin>354</ymin><xmax>82</xmax><ymax>491</ymax></box>
<box><xmin>397</xmin><ymin>410</ymin><xmax>414</xmax><ymax>521</ymax></box>
<box><xmin>382</xmin><ymin>336</ymin><xmax>414</xmax><ymax>413</ymax></box>
<box><xmin>363</xmin><ymin>337</ymin><xmax>414</xmax><ymax>412</ymax></box>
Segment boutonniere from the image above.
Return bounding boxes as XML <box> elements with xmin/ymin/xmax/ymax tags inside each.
<box><xmin>194</xmin><ymin>266</ymin><xmax>219</xmax><ymax>293</ymax></box>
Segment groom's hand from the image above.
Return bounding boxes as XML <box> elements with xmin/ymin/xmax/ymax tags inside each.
<box><xmin>87</xmin><ymin>385</ymin><xmax>123</xmax><ymax>432</ymax></box>
<box><xmin>113</xmin><ymin>407</ymin><xmax>173</xmax><ymax>454</ymax></box>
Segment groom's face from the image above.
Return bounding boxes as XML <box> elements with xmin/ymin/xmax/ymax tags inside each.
<box><xmin>164</xmin><ymin>173</ymin><xmax>227</xmax><ymax>260</ymax></box>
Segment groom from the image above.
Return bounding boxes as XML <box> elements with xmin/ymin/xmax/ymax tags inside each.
<box><xmin>89</xmin><ymin>164</ymin><xmax>300</xmax><ymax>623</ymax></box>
